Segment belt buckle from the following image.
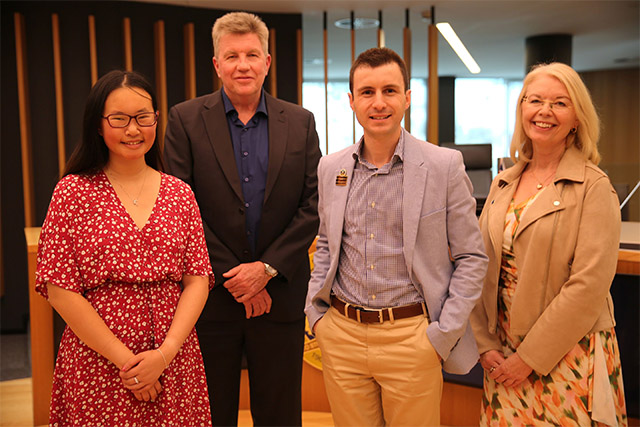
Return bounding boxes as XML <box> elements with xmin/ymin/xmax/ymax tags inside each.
<box><xmin>377</xmin><ymin>308</ymin><xmax>384</xmax><ymax>324</ymax></box>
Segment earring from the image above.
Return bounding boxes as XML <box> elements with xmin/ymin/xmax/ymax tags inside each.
<box><xmin>570</xmin><ymin>127</ymin><xmax>577</xmax><ymax>134</ymax></box>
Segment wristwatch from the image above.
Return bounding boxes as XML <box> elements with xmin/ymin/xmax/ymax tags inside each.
<box><xmin>263</xmin><ymin>262</ymin><xmax>278</xmax><ymax>278</ymax></box>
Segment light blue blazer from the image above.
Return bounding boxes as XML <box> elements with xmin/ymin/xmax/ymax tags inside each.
<box><xmin>305</xmin><ymin>130</ymin><xmax>488</xmax><ymax>375</ymax></box>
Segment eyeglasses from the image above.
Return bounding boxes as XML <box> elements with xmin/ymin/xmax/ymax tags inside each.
<box><xmin>102</xmin><ymin>112</ymin><xmax>158</xmax><ymax>128</ymax></box>
<box><xmin>521</xmin><ymin>95</ymin><xmax>572</xmax><ymax>111</ymax></box>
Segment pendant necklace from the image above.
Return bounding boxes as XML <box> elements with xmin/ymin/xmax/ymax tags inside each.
<box><xmin>529</xmin><ymin>167</ymin><xmax>555</xmax><ymax>190</ymax></box>
<box><xmin>106</xmin><ymin>167</ymin><xmax>148</xmax><ymax>206</ymax></box>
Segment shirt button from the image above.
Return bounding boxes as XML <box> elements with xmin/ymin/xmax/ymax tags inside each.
<box><xmin>371</xmin><ymin>202</ymin><xmax>376</xmax><ymax>208</ymax></box>
<box><xmin>370</xmin><ymin>264</ymin><xmax>375</xmax><ymax>270</ymax></box>
<box><xmin>553</xmin><ymin>200</ymin><xmax>560</xmax><ymax>206</ymax></box>
<box><xmin>371</xmin><ymin>294</ymin><xmax>376</xmax><ymax>300</ymax></box>
<box><xmin>243</xmin><ymin>128</ymin><xmax>248</xmax><ymax>132</ymax></box>
<box><xmin>244</xmin><ymin>177</ymin><xmax>250</xmax><ymax>182</ymax></box>
<box><xmin>243</xmin><ymin>151</ymin><xmax>249</xmax><ymax>157</ymax></box>
<box><xmin>245</xmin><ymin>202</ymin><xmax>250</xmax><ymax>208</ymax></box>
<box><xmin>370</xmin><ymin>233</ymin><xmax>375</xmax><ymax>239</ymax></box>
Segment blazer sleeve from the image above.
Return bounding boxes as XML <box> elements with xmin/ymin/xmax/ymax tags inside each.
<box><xmin>259</xmin><ymin>111</ymin><xmax>322</xmax><ymax>282</ymax></box>
<box><xmin>304</xmin><ymin>155</ymin><xmax>332</xmax><ymax>329</ymax></box>
<box><xmin>428</xmin><ymin>150</ymin><xmax>488</xmax><ymax>360</ymax></box>
<box><xmin>164</xmin><ymin>104</ymin><xmax>241</xmax><ymax>278</ymax></box>
<box><xmin>516</xmin><ymin>176</ymin><xmax>621</xmax><ymax>374</ymax></box>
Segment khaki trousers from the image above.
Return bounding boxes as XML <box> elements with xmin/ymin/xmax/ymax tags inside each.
<box><xmin>316</xmin><ymin>306</ymin><xmax>443</xmax><ymax>426</ymax></box>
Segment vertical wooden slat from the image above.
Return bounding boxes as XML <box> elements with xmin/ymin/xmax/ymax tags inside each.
<box><xmin>183</xmin><ymin>23</ymin><xmax>196</xmax><ymax>100</ymax></box>
<box><xmin>323</xmin><ymin>12</ymin><xmax>329</xmax><ymax>154</ymax></box>
<box><xmin>403</xmin><ymin>9</ymin><xmax>411</xmax><ymax>133</ymax></box>
<box><xmin>52</xmin><ymin>14</ymin><xmax>66</xmax><ymax>176</ymax></box>
<box><xmin>296</xmin><ymin>28</ymin><xmax>302</xmax><ymax>106</ymax></box>
<box><xmin>154</xmin><ymin>20</ymin><xmax>167</xmax><ymax>152</ymax></box>
<box><xmin>88</xmin><ymin>15</ymin><xmax>98</xmax><ymax>86</ymax></box>
<box><xmin>123</xmin><ymin>17</ymin><xmax>132</xmax><ymax>71</ymax></box>
<box><xmin>268</xmin><ymin>28</ymin><xmax>277</xmax><ymax>98</ymax></box>
<box><xmin>428</xmin><ymin>24</ymin><xmax>439</xmax><ymax>145</ymax></box>
<box><xmin>14</xmin><ymin>12</ymin><xmax>35</xmax><ymax>228</ymax></box>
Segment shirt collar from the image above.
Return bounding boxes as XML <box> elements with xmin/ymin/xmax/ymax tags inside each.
<box><xmin>221</xmin><ymin>88</ymin><xmax>268</xmax><ymax>117</ymax></box>
<box><xmin>352</xmin><ymin>131</ymin><xmax>405</xmax><ymax>165</ymax></box>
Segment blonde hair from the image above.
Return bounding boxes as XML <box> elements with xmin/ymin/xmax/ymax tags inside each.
<box><xmin>211</xmin><ymin>12</ymin><xmax>269</xmax><ymax>58</ymax></box>
<box><xmin>510</xmin><ymin>62</ymin><xmax>601</xmax><ymax>164</ymax></box>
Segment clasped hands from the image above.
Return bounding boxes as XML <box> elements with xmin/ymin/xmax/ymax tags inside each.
<box><xmin>119</xmin><ymin>349</ymin><xmax>166</xmax><ymax>402</ymax></box>
<box><xmin>480</xmin><ymin>350</ymin><xmax>533</xmax><ymax>388</ymax></box>
<box><xmin>223</xmin><ymin>261</ymin><xmax>273</xmax><ymax>319</ymax></box>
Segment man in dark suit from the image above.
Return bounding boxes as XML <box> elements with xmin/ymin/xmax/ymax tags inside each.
<box><xmin>164</xmin><ymin>11</ymin><xmax>321</xmax><ymax>426</ymax></box>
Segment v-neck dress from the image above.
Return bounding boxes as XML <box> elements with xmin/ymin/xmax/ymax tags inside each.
<box><xmin>36</xmin><ymin>171</ymin><xmax>214</xmax><ymax>426</ymax></box>
<box><xmin>480</xmin><ymin>193</ymin><xmax>627</xmax><ymax>426</ymax></box>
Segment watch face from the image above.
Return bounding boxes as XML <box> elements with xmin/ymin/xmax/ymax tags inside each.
<box><xmin>265</xmin><ymin>263</ymin><xmax>277</xmax><ymax>277</ymax></box>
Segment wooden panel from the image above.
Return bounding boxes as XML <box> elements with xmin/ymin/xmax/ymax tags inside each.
<box><xmin>14</xmin><ymin>12</ymin><xmax>35</xmax><ymax>228</ymax></box>
<box><xmin>123</xmin><ymin>17</ymin><xmax>132</xmax><ymax>71</ymax></box>
<box><xmin>441</xmin><ymin>381</ymin><xmax>482</xmax><ymax>426</ymax></box>
<box><xmin>403</xmin><ymin>27</ymin><xmax>411</xmax><ymax>133</ymax></box>
<box><xmin>183</xmin><ymin>23</ymin><xmax>196</xmax><ymax>100</ymax></box>
<box><xmin>88</xmin><ymin>15</ymin><xmax>98</xmax><ymax>86</ymax></box>
<box><xmin>51</xmin><ymin>13</ymin><xmax>66</xmax><ymax>178</ymax></box>
<box><xmin>154</xmin><ymin>20</ymin><xmax>167</xmax><ymax>153</ymax></box>
<box><xmin>427</xmin><ymin>24</ymin><xmax>439</xmax><ymax>145</ymax></box>
<box><xmin>25</xmin><ymin>227</ymin><xmax>54</xmax><ymax>427</ymax></box>
<box><xmin>268</xmin><ymin>28</ymin><xmax>277</xmax><ymax>98</ymax></box>
<box><xmin>618</xmin><ymin>250</ymin><xmax>640</xmax><ymax>275</ymax></box>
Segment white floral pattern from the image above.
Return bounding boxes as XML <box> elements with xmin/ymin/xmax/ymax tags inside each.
<box><xmin>36</xmin><ymin>171</ymin><xmax>214</xmax><ymax>426</ymax></box>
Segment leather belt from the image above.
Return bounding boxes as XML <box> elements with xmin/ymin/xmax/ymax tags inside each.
<box><xmin>330</xmin><ymin>296</ymin><xmax>429</xmax><ymax>324</ymax></box>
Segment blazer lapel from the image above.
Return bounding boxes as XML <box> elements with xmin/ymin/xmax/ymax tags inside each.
<box><xmin>202</xmin><ymin>92</ymin><xmax>244</xmax><ymax>202</ymax></box>
<box><xmin>265</xmin><ymin>94</ymin><xmax>287</xmax><ymax>203</ymax></box>
<box><xmin>402</xmin><ymin>135</ymin><xmax>427</xmax><ymax>272</ymax></box>
<box><xmin>328</xmin><ymin>151</ymin><xmax>356</xmax><ymax>258</ymax></box>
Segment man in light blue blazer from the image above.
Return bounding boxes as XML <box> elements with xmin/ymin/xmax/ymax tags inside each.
<box><xmin>305</xmin><ymin>47</ymin><xmax>488</xmax><ymax>426</ymax></box>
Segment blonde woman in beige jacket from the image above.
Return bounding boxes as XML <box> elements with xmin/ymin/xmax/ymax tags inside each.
<box><xmin>471</xmin><ymin>63</ymin><xmax>627</xmax><ymax>426</ymax></box>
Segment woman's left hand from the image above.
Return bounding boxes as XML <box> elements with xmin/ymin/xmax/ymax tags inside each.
<box><xmin>119</xmin><ymin>350</ymin><xmax>166</xmax><ymax>393</ymax></box>
<box><xmin>492</xmin><ymin>353</ymin><xmax>533</xmax><ymax>388</ymax></box>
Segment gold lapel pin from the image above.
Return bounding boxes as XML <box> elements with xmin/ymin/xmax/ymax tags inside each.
<box><xmin>335</xmin><ymin>169</ymin><xmax>348</xmax><ymax>186</ymax></box>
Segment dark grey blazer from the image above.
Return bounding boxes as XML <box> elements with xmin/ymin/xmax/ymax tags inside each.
<box><xmin>164</xmin><ymin>90</ymin><xmax>321</xmax><ymax>322</ymax></box>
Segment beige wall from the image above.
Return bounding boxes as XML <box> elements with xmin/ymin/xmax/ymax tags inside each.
<box><xmin>581</xmin><ymin>67</ymin><xmax>640</xmax><ymax>221</ymax></box>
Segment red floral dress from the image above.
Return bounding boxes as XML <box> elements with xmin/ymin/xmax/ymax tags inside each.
<box><xmin>36</xmin><ymin>171</ymin><xmax>214</xmax><ymax>427</ymax></box>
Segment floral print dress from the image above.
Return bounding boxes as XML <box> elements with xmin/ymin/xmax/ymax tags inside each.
<box><xmin>36</xmin><ymin>171</ymin><xmax>214</xmax><ymax>426</ymax></box>
<box><xmin>480</xmin><ymin>192</ymin><xmax>627</xmax><ymax>426</ymax></box>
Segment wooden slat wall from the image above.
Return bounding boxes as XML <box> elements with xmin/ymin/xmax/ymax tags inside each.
<box><xmin>123</xmin><ymin>17</ymin><xmax>133</xmax><ymax>71</ymax></box>
<box><xmin>14</xmin><ymin>12</ymin><xmax>35</xmax><ymax>228</ymax></box>
<box><xmin>296</xmin><ymin>28</ymin><xmax>302</xmax><ymax>106</ymax></box>
<box><xmin>183</xmin><ymin>23</ymin><xmax>196</xmax><ymax>100</ymax></box>
<box><xmin>403</xmin><ymin>17</ymin><xmax>411</xmax><ymax>132</ymax></box>
<box><xmin>268</xmin><ymin>28</ymin><xmax>277</xmax><ymax>98</ymax></box>
<box><xmin>51</xmin><ymin>14</ymin><xmax>66</xmax><ymax>177</ymax></box>
<box><xmin>88</xmin><ymin>15</ymin><xmax>98</xmax><ymax>86</ymax></box>
<box><xmin>153</xmin><ymin>20</ymin><xmax>167</xmax><ymax>153</ymax></box>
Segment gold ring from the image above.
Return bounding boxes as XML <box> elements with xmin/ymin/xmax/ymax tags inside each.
<box><xmin>134</xmin><ymin>376</ymin><xmax>140</xmax><ymax>384</ymax></box>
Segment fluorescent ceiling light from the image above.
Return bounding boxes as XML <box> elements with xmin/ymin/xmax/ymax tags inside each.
<box><xmin>436</xmin><ymin>22</ymin><xmax>481</xmax><ymax>74</ymax></box>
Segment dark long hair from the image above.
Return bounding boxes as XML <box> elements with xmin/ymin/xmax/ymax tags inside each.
<box><xmin>63</xmin><ymin>70</ymin><xmax>164</xmax><ymax>176</ymax></box>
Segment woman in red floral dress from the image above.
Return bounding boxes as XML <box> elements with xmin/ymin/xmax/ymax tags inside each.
<box><xmin>36</xmin><ymin>70</ymin><xmax>213</xmax><ymax>426</ymax></box>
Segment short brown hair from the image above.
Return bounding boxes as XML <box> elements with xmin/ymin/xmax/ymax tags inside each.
<box><xmin>349</xmin><ymin>47</ymin><xmax>409</xmax><ymax>93</ymax></box>
<box><xmin>212</xmin><ymin>12</ymin><xmax>269</xmax><ymax>58</ymax></box>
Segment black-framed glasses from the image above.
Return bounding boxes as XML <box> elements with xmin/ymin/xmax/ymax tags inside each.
<box><xmin>102</xmin><ymin>112</ymin><xmax>158</xmax><ymax>128</ymax></box>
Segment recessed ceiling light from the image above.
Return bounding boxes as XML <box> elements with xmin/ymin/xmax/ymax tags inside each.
<box><xmin>334</xmin><ymin>18</ymin><xmax>380</xmax><ymax>30</ymax></box>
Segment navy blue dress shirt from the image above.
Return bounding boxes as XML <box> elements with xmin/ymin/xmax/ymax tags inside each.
<box><xmin>222</xmin><ymin>89</ymin><xmax>269</xmax><ymax>255</ymax></box>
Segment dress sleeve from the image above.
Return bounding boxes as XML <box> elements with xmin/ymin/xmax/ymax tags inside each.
<box><xmin>35</xmin><ymin>178</ymin><xmax>84</xmax><ymax>299</ymax></box>
<box><xmin>182</xmin><ymin>187</ymin><xmax>215</xmax><ymax>289</ymax></box>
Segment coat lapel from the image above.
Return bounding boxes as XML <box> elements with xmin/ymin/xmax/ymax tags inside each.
<box><xmin>202</xmin><ymin>92</ymin><xmax>244</xmax><ymax>202</ymax></box>
<box><xmin>328</xmin><ymin>150</ymin><xmax>357</xmax><ymax>258</ymax></box>
<box><xmin>265</xmin><ymin>94</ymin><xmax>287</xmax><ymax>203</ymax></box>
<box><xmin>402</xmin><ymin>133</ymin><xmax>427</xmax><ymax>272</ymax></box>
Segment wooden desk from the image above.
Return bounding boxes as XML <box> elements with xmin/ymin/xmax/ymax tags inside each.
<box><xmin>25</xmin><ymin>227</ymin><xmax>53</xmax><ymax>427</ymax></box>
<box><xmin>618</xmin><ymin>221</ymin><xmax>640</xmax><ymax>275</ymax></box>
